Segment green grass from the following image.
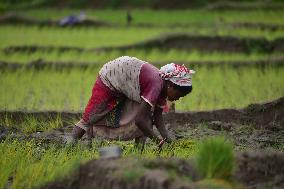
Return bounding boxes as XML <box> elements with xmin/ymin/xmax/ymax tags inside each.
<box><xmin>0</xmin><ymin>137</ymin><xmax>197</xmax><ymax>189</ymax></box>
<box><xmin>196</xmin><ymin>136</ymin><xmax>234</xmax><ymax>180</ymax></box>
<box><xmin>0</xmin><ymin>138</ymin><xmax>98</xmax><ymax>189</ymax></box>
<box><xmin>0</xmin><ymin>25</ymin><xmax>284</xmax><ymax>50</ymax></box>
<box><xmin>0</xmin><ymin>49</ymin><xmax>281</xmax><ymax>64</ymax></box>
<box><xmin>0</xmin><ymin>26</ymin><xmax>166</xmax><ymax>49</ymax></box>
<box><xmin>15</xmin><ymin>9</ymin><xmax>284</xmax><ymax>25</ymax></box>
<box><xmin>0</xmin><ymin>65</ymin><xmax>283</xmax><ymax>111</ymax></box>
<box><xmin>0</xmin><ymin>68</ymin><xmax>99</xmax><ymax>111</ymax></box>
<box><xmin>176</xmin><ymin>65</ymin><xmax>284</xmax><ymax>110</ymax></box>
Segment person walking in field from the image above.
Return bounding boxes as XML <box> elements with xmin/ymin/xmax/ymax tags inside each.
<box><xmin>72</xmin><ymin>56</ymin><xmax>195</xmax><ymax>146</ymax></box>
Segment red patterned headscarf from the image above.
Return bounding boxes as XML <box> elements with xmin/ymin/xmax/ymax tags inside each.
<box><xmin>159</xmin><ymin>63</ymin><xmax>195</xmax><ymax>86</ymax></box>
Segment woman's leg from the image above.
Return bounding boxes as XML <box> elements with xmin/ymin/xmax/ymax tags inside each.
<box><xmin>72</xmin><ymin>76</ymin><xmax>117</xmax><ymax>140</ymax></box>
<box><xmin>89</xmin><ymin>99</ymin><xmax>145</xmax><ymax>141</ymax></box>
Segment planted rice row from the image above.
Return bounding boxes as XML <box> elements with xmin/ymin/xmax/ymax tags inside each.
<box><xmin>0</xmin><ymin>66</ymin><xmax>283</xmax><ymax>111</ymax></box>
<box><xmin>0</xmin><ymin>49</ymin><xmax>281</xmax><ymax>65</ymax></box>
<box><xmin>1</xmin><ymin>25</ymin><xmax>284</xmax><ymax>49</ymax></box>
<box><xmin>17</xmin><ymin>9</ymin><xmax>284</xmax><ymax>25</ymax></box>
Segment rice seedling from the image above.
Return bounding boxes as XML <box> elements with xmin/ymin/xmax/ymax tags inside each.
<box><xmin>1</xmin><ymin>24</ymin><xmax>284</xmax><ymax>50</ymax></box>
<box><xmin>0</xmin><ymin>65</ymin><xmax>283</xmax><ymax>111</ymax></box>
<box><xmin>0</xmin><ymin>49</ymin><xmax>281</xmax><ymax>65</ymax></box>
<box><xmin>196</xmin><ymin>136</ymin><xmax>234</xmax><ymax>180</ymax></box>
<box><xmin>0</xmin><ymin>26</ymin><xmax>166</xmax><ymax>49</ymax></box>
<box><xmin>0</xmin><ymin>137</ymin><xmax>198</xmax><ymax>189</ymax></box>
<box><xmin>17</xmin><ymin>9</ymin><xmax>284</xmax><ymax>25</ymax></box>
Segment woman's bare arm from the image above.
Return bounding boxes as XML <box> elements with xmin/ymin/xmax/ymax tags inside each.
<box><xmin>135</xmin><ymin>101</ymin><xmax>160</xmax><ymax>143</ymax></box>
<box><xmin>153</xmin><ymin>106</ymin><xmax>170</xmax><ymax>142</ymax></box>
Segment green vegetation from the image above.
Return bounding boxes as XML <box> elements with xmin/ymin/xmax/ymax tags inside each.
<box><xmin>176</xmin><ymin>65</ymin><xmax>284</xmax><ymax>110</ymax></box>
<box><xmin>0</xmin><ymin>114</ymin><xmax>64</xmax><ymax>134</ymax></box>
<box><xmin>14</xmin><ymin>9</ymin><xmax>284</xmax><ymax>25</ymax></box>
<box><xmin>0</xmin><ymin>7</ymin><xmax>283</xmax><ymax>189</ymax></box>
<box><xmin>196</xmin><ymin>136</ymin><xmax>234</xmax><ymax>180</ymax></box>
<box><xmin>0</xmin><ymin>137</ymin><xmax>196</xmax><ymax>189</ymax></box>
<box><xmin>0</xmin><ymin>26</ymin><xmax>283</xmax><ymax>50</ymax></box>
<box><xmin>0</xmin><ymin>136</ymin><xmax>237</xmax><ymax>189</ymax></box>
<box><xmin>1</xmin><ymin>66</ymin><xmax>282</xmax><ymax>111</ymax></box>
<box><xmin>0</xmin><ymin>49</ymin><xmax>281</xmax><ymax>64</ymax></box>
<box><xmin>0</xmin><ymin>26</ymin><xmax>165</xmax><ymax>49</ymax></box>
<box><xmin>0</xmin><ymin>138</ymin><xmax>97</xmax><ymax>189</ymax></box>
<box><xmin>2</xmin><ymin>0</ymin><xmax>283</xmax><ymax>10</ymax></box>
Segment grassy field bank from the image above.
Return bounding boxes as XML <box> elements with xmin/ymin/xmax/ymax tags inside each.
<box><xmin>1</xmin><ymin>65</ymin><xmax>283</xmax><ymax>111</ymax></box>
<box><xmin>0</xmin><ymin>138</ymin><xmax>196</xmax><ymax>189</ymax></box>
<box><xmin>0</xmin><ymin>7</ymin><xmax>283</xmax><ymax>189</ymax></box>
<box><xmin>14</xmin><ymin>9</ymin><xmax>284</xmax><ymax>25</ymax></box>
<box><xmin>1</xmin><ymin>49</ymin><xmax>282</xmax><ymax>64</ymax></box>
<box><xmin>1</xmin><ymin>26</ymin><xmax>284</xmax><ymax>50</ymax></box>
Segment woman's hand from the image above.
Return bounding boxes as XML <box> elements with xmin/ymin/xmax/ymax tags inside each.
<box><xmin>135</xmin><ymin>101</ymin><xmax>159</xmax><ymax>141</ymax></box>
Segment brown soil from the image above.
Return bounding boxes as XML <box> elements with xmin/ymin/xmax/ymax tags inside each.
<box><xmin>3</xmin><ymin>35</ymin><xmax>284</xmax><ymax>54</ymax></box>
<box><xmin>39</xmin><ymin>152</ymin><xmax>284</xmax><ymax>189</ymax></box>
<box><xmin>235</xmin><ymin>151</ymin><xmax>284</xmax><ymax>188</ymax></box>
<box><xmin>1</xmin><ymin>57</ymin><xmax>283</xmax><ymax>71</ymax></box>
<box><xmin>1</xmin><ymin>97</ymin><xmax>283</xmax><ymax>130</ymax></box>
<box><xmin>164</xmin><ymin>97</ymin><xmax>284</xmax><ymax>130</ymax></box>
<box><xmin>40</xmin><ymin>158</ymin><xmax>199</xmax><ymax>189</ymax></box>
<box><xmin>0</xmin><ymin>97</ymin><xmax>283</xmax><ymax>150</ymax></box>
<box><xmin>1</xmin><ymin>98</ymin><xmax>283</xmax><ymax>189</ymax></box>
<box><xmin>232</xmin><ymin>22</ymin><xmax>284</xmax><ymax>32</ymax></box>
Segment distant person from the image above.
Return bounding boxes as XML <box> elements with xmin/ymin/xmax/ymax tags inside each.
<box><xmin>126</xmin><ymin>10</ymin><xmax>133</xmax><ymax>26</ymax></box>
<box><xmin>59</xmin><ymin>12</ymin><xmax>86</xmax><ymax>26</ymax></box>
<box><xmin>72</xmin><ymin>56</ymin><xmax>195</xmax><ymax>147</ymax></box>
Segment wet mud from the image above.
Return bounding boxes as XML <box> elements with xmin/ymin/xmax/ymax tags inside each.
<box><xmin>3</xmin><ymin>34</ymin><xmax>284</xmax><ymax>54</ymax></box>
<box><xmin>0</xmin><ymin>97</ymin><xmax>283</xmax><ymax>150</ymax></box>
<box><xmin>235</xmin><ymin>151</ymin><xmax>284</xmax><ymax>188</ymax></box>
<box><xmin>40</xmin><ymin>152</ymin><xmax>284</xmax><ymax>189</ymax></box>
<box><xmin>1</xmin><ymin>98</ymin><xmax>283</xmax><ymax>189</ymax></box>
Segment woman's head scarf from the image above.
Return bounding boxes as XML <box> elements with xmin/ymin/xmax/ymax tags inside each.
<box><xmin>159</xmin><ymin>63</ymin><xmax>195</xmax><ymax>86</ymax></box>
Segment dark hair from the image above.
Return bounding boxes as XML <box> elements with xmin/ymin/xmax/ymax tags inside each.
<box><xmin>172</xmin><ymin>83</ymin><xmax>192</xmax><ymax>96</ymax></box>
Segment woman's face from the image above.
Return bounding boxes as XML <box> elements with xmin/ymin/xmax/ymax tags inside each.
<box><xmin>166</xmin><ymin>85</ymin><xmax>186</xmax><ymax>101</ymax></box>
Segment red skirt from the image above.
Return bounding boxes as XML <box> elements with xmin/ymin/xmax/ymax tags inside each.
<box><xmin>82</xmin><ymin>76</ymin><xmax>121</xmax><ymax>125</ymax></box>
<box><xmin>77</xmin><ymin>76</ymin><xmax>143</xmax><ymax>140</ymax></box>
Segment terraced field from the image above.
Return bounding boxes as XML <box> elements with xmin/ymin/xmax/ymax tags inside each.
<box><xmin>0</xmin><ymin>8</ymin><xmax>284</xmax><ymax>189</ymax></box>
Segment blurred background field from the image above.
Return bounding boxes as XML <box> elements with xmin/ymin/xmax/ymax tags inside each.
<box><xmin>1</xmin><ymin>66</ymin><xmax>283</xmax><ymax>111</ymax></box>
<box><xmin>1</xmin><ymin>4</ymin><xmax>284</xmax><ymax>112</ymax></box>
<box><xmin>0</xmin><ymin>1</ymin><xmax>284</xmax><ymax>188</ymax></box>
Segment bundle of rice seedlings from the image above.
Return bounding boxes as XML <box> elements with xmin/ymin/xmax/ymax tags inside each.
<box><xmin>196</xmin><ymin>136</ymin><xmax>234</xmax><ymax>180</ymax></box>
